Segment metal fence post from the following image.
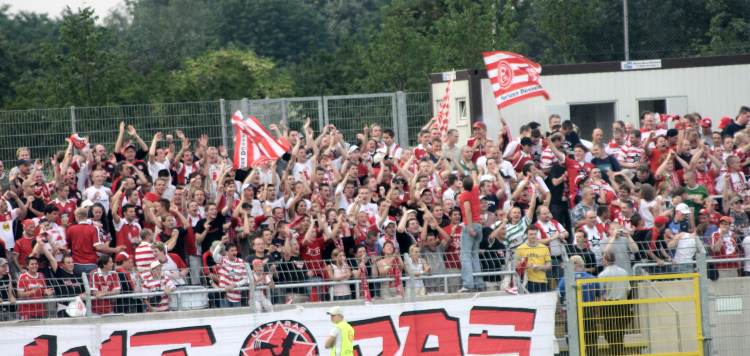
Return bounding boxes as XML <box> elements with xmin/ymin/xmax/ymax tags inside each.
<box><xmin>70</xmin><ymin>106</ymin><xmax>77</xmax><ymax>133</ymax></box>
<box><xmin>395</xmin><ymin>91</ymin><xmax>408</xmax><ymax>147</ymax></box>
<box><xmin>219</xmin><ymin>99</ymin><xmax>228</xmax><ymax>149</ymax></box>
<box><xmin>406</xmin><ymin>263</ymin><xmax>416</xmax><ymax>303</ymax></box>
<box><xmin>317</xmin><ymin>97</ymin><xmax>325</xmax><ymax>131</ymax></box>
<box><xmin>321</xmin><ymin>96</ymin><xmax>329</xmax><ymax>129</ymax></box>
<box><xmin>281</xmin><ymin>99</ymin><xmax>288</xmax><ymax>127</ymax></box>
<box><xmin>241</xmin><ymin>98</ymin><xmax>249</xmax><ymax>116</ymax></box>
<box><xmin>81</xmin><ymin>272</ymin><xmax>92</xmax><ymax>318</ymax></box>
<box><xmin>564</xmin><ymin>260</ymin><xmax>581</xmax><ymax>356</ymax></box>
<box><xmin>695</xmin><ymin>246</ymin><xmax>713</xmax><ymax>355</ymax></box>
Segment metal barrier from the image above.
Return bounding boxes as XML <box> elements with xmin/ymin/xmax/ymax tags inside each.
<box><xmin>576</xmin><ymin>273</ymin><xmax>704</xmax><ymax>356</ymax></box>
<box><xmin>0</xmin><ymin>92</ymin><xmax>431</xmax><ymax>166</ymax></box>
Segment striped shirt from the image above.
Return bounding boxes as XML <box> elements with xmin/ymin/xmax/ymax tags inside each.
<box><xmin>135</xmin><ymin>242</ymin><xmax>156</xmax><ymax>274</ymax></box>
<box><xmin>141</xmin><ymin>274</ymin><xmax>175</xmax><ymax>312</ymax></box>
<box><xmin>505</xmin><ymin>216</ymin><xmax>530</xmax><ymax>250</ymax></box>
<box><xmin>216</xmin><ymin>256</ymin><xmax>248</xmax><ymax>302</ymax></box>
<box><xmin>619</xmin><ymin>144</ymin><xmax>644</xmax><ymax>166</ymax></box>
<box><xmin>89</xmin><ymin>269</ymin><xmax>120</xmax><ymax>314</ymax></box>
<box><xmin>539</xmin><ymin>147</ymin><xmax>558</xmax><ymax>170</ymax></box>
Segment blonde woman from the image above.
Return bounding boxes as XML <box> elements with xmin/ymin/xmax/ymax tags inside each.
<box><xmin>327</xmin><ymin>248</ymin><xmax>352</xmax><ymax>301</ymax></box>
<box><xmin>404</xmin><ymin>245</ymin><xmax>430</xmax><ymax>297</ymax></box>
<box><xmin>377</xmin><ymin>241</ymin><xmax>404</xmax><ymax>298</ymax></box>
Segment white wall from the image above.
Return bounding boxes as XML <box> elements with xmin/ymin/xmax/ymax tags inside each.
<box><xmin>432</xmin><ymin>79</ymin><xmax>473</xmax><ymax>145</ymax></box>
<box><xmin>478</xmin><ymin>63</ymin><xmax>750</xmax><ymax>139</ymax></box>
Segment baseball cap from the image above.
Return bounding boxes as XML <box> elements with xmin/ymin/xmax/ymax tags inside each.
<box><xmin>719</xmin><ymin>116</ymin><xmax>733</xmax><ymax>130</ymax></box>
<box><xmin>17</xmin><ymin>159</ymin><xmax>31</xmax><ymax>166</ymax></box>
<box><xmin>383</xmin><ymin>218</ymin><xmax>396</xmax><ymax>228</ymax></box>
<box><xmin>123</xmin><ymin>143</ymin><xmax>137</xmax><ymax>151</ymax></box>
<box><xmin>22</xmin><ymin>219</ymin><xmax>36</xmax><ymax>229</ymax></box>
<box><xmin>700</xmin><ymin>117</ymin><xmax>712</xmax><ymax>128</ymax></box>
<box><xmin>348</xmin><ymin>145</ymin><xmax>360</xmax><ymax>154</ymax></box>
<box><xmin>326</xmin><ymin>306</ymin><xmax>344</xmax><ymax>316</ymax></box>
<box><xmin>241</xmin><ymin>183</ymin><xmax>253</xmax><ymax>191</ymax></box>
<box><xmin>675</xmin><ymin>203</ymin><xmax>691</xmax><ymax>215</ymax></box>
<box><xmin>0</xmin><ymin>258</ymin><xmax>7</xmax><ymax>266</ymax></box>
<box><xmin>472</xmin><ymin>121</ymin><xmax>486</xmax><ymax>130</ymax></box>
<box><xmin>719</xmin><ymin>216</ymin><xmax>733</xmax><ymax>223</ymax></box>
<box><xmin>115</xmin><ymin>252</ymin><xmax>130</xmax><ymax>263</ymax></box>
<box><xmin>654</xmin><ymin>216</ymin><xmax>669</xmax><ymax>226</ymax></box>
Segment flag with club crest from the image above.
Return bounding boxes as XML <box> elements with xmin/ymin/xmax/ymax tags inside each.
<box><xmin>483</xmin><ymin>51</ymin><xmax>549</xmax><ymax>110</ymax></box>
<box><xmin>232</xmin><ymin>111</ymin><xmax>291</xmax><ymax>169</ymax></box>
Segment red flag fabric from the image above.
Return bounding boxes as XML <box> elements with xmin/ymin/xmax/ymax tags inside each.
<box><xmin>231</xmin><ymin>111</ymin><xmax>291</xmax><ymax>169</ymax></box>
<box><xmin>68</xmin><ymin>134</ymin><xmax>88</xmax><ymax>150</ymax></box>
<box><xmin>434</xmin><ymin>78</ymin><xmax>453</xmax><ymax>141</ymax></box>
<box><xmin>483</xmin><ymin>51</ymin><xmax>549</xmax><ymax>110</ymax></box>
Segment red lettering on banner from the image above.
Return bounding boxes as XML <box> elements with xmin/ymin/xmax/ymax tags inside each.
<box><xmin>130</xmin><ymin>326</ymin><xmax>216</xmax><ymax>348</ymax></box>
<box><xmin>161</xmin><ymin>348</ymin><xmax>188</xmax><ymax>356</ymax></box>
<box><xmin>100</xmin><ymin>331</ymin><xmax>127</xmax><ymax>356</ymax></box>
<box><xmin>467</xmin><ymin>307</ymin><xmax>536</xmax><ymax>355</ymax></box>
<box><xmin>24</xmin><ymin>335</ymin><xmax>56</xmax><ymax>356</ymax></box>
<box><xmin>350</xmin><ymin>316</ymin><xmax>400</xmax><ymax>356</ymax></box>
<box><xmin>399</xmin><ymin>309</ymin><xmax>463</xmax><ymax>355</ymax></box>
<box><xmin>62</xmin><ymin>346</ymin><xmax>91</xmax><ymax>356</ymax></box>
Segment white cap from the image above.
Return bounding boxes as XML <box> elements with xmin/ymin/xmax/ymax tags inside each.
<box><xmin>241</xmin><ymin>183</ymin><xmax>252</xmax><ymax>191</ymax></box>
<box><xmin>326</xmin><ymin>306</ymin><xmax>343</xmax><ymax>316</ymax></box>
<box><xmin>675</xmin><ymin>203</ymin><xmax>691</xmax><ymax>215</ymax></box>
<box><xmin>348</xmin><ymin>145</ymin><xmax>360</xmax><ymax>154</ymax></box>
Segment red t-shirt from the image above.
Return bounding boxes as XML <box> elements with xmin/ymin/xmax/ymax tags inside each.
<box><xmin>458</xmin><ymin>185</ymin><xmax>480</xmax><ymax>226</ymax></box>
<box><xmin>115</xmin><ymin>220</ymin><xmax>142</xmax><ymax>257</ymax></box>
<box><xmin>66</xmin><ymin>223</ymin><xmax>100</xmax><ymax>265</ymax></box>
<box><xmin>297</xmin><ymin>233</ymin><xmax>327</xmax><ymax>278</ymax></box>
<box><xmin>90</xmin><ymin>269</ymin><xmax>121</xmax><ymax>315</ymax></box>
<box><xmin>14</xmin><ymin>236</ymin><xmax>35</xmax><ymax>268</ymax></box>
<box><xmin>17</xmin><ymin>272</ymin><xmax>47</xmax><ymax>319</ymax></box>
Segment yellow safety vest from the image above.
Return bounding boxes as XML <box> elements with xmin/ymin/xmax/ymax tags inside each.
<box><xmin>332</xmin><ymin>320</ymin><xmax>355</xmax><ymax>356</ymax></box>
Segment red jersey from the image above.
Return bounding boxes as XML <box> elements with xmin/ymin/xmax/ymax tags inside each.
<box><xmin>52</xmin><ymin>199</ymin><xmax>78</xmax><ymax>225</ymax></box>
<box><xmin>17</xmin><ymin>272</ymin><xmax>47</xmax><ymax>319</ymax></box>
<box><xmin>89</xmin><ymin>269</ymin><xmax>121</xmax><ymax>315</ymax></box>
<box><xmin>458</xmin><ymin>185</ymin><xmax>480</xmax><ymax>226</ymax></box>
<box><xmin>711</xmin><ymin>231</ymin><xmax>739</xmax><ymax>269</ymax></box>
<box><xmin>14</xmin><ymin>236</ymin><xmax>35</xmax><ymax>268</ymax></box>
<box><xmin>565</xmin><ymin>157</ymin><xmax>593</xmax><ymax>205</ymax></box>
<box><xmin>114</xmin><ymin>219</ymin><xmax>142</xmax><ymax>258</ymax></box>
<box><xmin>694</xmin><ymin>169</ymin><xmax>717</xmax><ymax>195</ymax></box>
<box><xmin>444</xmin><ymin>224</ymin><xmax>462</xmax><ymax>269</ymax></box>
<box><xmin>66</xmin><ymin>223</ymin><xmax>100</xmax><ymax>265</ymax></box>
<box><xmin>297</xmin><ymin>233</ymin><xmax>327</xmax><ymax>278</ymax></box>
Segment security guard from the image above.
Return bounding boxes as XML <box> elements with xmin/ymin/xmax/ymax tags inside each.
<box><xmin>325</xmin><ymin>306</ymin><xmax>354</xmax><ymax>356</ymax></box>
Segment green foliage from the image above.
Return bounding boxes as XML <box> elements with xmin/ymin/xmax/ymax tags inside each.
<box><xmin>1</xmin><ymin>0</ymin><xmax>750</xmax><ymax>109</ymax></box>
<box><xmin>8</xmin><ymin>7</ymin><xmax>136</xmax><ymax>108</ymax></box>
<box><xmin>168</xmin><ymin>49</ymin><xmax>294</xmax><ymax>101</ymax></box>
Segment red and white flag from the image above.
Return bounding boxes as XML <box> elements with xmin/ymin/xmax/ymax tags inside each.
<box><xmin>433</xmin><ymin>77</ymin><xmax>453</xmax><ymax>141</ymax></box>
<box><xmin>232</xmin><ymin>111</ymin><xmax>291</xmax><ymax>169</ymax></box>
<box><xmin>68</xmin><ymin>133</ymin><xmax>89</xmax><ymax>150</ymax></box>
<box><xmin>483</xmin><ymin>51</ymin><xmax>549</xmax><ymax>110</ymax></box>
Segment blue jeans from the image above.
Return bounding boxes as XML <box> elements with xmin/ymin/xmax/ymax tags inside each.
<box><xmin>460</xmin><ymin>223</ymin><xmax>485</xmax><ymax>290</ymax></box>
<box><xmin>73</xmin><ymin>263</ymin><xmax>96</xmax><ymax>277</ymax></box>
<box><xmin>220</xmin><ymin>300</ymin><xmax>241</xmax><ymax>308</ymax></box>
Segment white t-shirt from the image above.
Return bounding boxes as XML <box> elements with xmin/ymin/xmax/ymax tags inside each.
<box><xmin>639</xmin><ymin>199</ymin><xmax>657</xmax><ymax>228</ymax></box>
<box><xmin>0</xmin><ymin>208</ymin><xmax>18</xmax><ymax>249</ymax></box>
<box><xmin>672</xmin><ymin>234</ymin><xmax>697</xmax><ymax>265</ymax></box>
<box><xmin>148</xmin><ymin>159</ymin><xmax>171</xmax><ymax>181</ymax></box>
<box><xmin>83</xmin><ymin>185</ymin><xmax>112</xmax><ymax>212</ymax></box>
<box><xmin>347</xmin><ymin>202</ymin><xmax>379</xmax><ymax>220</ymax></box>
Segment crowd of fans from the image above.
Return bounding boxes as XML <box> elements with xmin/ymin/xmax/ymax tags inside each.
<box><xmin>0</xmin><ymin>106</ymin><xmax>749</xmax><ymax>321</ymax></box>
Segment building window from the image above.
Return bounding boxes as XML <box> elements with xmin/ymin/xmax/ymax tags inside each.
<box><xmin>638</xmin><ymin>99</ymin><xmax>666</xmax><ymax>116</ymax></box>
<box><xmin>569</xmin><ymin>102</ymin><xmax>616</xmax><ymax>141</ymax></box>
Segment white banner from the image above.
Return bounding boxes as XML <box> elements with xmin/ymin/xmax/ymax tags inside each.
<box><xmin>4</xmin><ymin>292</ymin><xmax>558</xmax><ymax>356</ymax></box>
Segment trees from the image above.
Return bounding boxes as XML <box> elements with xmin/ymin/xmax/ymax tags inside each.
<box><xmin>8</xmin><ymin>7</ymin><xmax>136</xmax><ymax>108</ymax></box>
<box><xmin>168</xmin><ymin>49</ymin><xmax>294</xmax><ymax>101</ymax></box>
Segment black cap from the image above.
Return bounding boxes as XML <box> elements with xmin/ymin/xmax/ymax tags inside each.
<box><xmin>17</xmin><ymin>159</ymin><xmax>31</xmax><ymax>166</ymax></box>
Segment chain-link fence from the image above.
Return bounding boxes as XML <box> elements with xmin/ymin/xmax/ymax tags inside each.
<box><xmin>0</xmin><ymin>92</ymin><xmax>432</xmax><ymax>167</ymax></box>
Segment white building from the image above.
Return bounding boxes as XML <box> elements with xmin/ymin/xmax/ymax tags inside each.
<box><xmin>431</xmin><ymin>55</ymin><xmax>750</xmax><ymax>144</ymax></box>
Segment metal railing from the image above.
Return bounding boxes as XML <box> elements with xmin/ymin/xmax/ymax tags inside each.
<box><xmin>0</xmin><ymin>92</ymin><xmax>432</xmax><ymax>167</ymax></box>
